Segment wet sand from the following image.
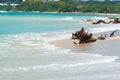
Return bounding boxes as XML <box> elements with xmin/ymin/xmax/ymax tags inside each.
<box><xmin>50</xmin><ymin>36</ymin><xmax>120</xmax><ymax>61</ymax></box>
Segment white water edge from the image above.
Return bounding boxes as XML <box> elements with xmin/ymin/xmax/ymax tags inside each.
<box><xmin>0</xmin><ymin>24</ymin><xmax>120</xmax><ymax>72</ymax></box>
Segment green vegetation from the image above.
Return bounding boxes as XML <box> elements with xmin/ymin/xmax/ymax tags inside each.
<box><xmin>0</xmin><ymin>0</ymin><xmax>22</xmax><ymax>3</ymax></box>
<box><xmin>17</xmin><ymin>0</ymin><xmax>77</xmax><ymax>12</ymax></box>
<box><xmin>0</xmin><ymin>5</ymin><xmax>12</xmax><ymax>11</ymax></box>
<box><xmin>1</xmin><ymin>0</ymin><xmax>120</xmax><ymax>14</ymax></box>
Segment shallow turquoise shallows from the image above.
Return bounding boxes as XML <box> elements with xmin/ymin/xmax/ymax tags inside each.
<box><xmin>0</xmin><ymin>11</ymin><xmax>113</xmax><ymax>34</ymax></box>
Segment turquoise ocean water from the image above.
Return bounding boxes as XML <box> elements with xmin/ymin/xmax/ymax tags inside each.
<box><xmin>1</xmin><ymin>11</ymin><xmax>120</xmax><ymax>80</ymax></box>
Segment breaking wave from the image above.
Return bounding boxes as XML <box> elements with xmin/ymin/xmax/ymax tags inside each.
<box><xmin>0</xmin><ymin>10</ymin><xmax>8</xmax><ymax>13</ymax></box>
<box><xmin>60</xmin><ymin>17</ymin><xmax>73</xmax><ymax>20</ymax></box>
<box><xmin>90</xmin><ymin>24</ymin><xmax>120</xmax><ymax>33</ymax></box>
<box><xmin>93</xmin><ymin>16</ymin><xmax>108</xmax><ymax>20</ymax></box>
<box><xmin>1</xmin><ymin>55</ymin><xmax>118</xmax><ymax>72</ymax></box>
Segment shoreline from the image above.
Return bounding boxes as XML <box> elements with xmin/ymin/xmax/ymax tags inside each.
<box><xmin>1</xmin><ymin>10</ymin><xmax>120</xmax><ymax>16</ymax></box>
<box><xmin>51</xmin><ymin>36</ymin><xmax>120</xmax><ymax>47</ymax></box>
<box><xmin>50</xmin><ymin>35</ymin><xmax>120</xmax><ymax>61</ymax></box>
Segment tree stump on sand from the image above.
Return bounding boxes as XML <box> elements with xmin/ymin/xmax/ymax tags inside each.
<box><xmin>72</xmin><ymin>28</ymin><xmax>96</xmax><ymax>44</ymax></box>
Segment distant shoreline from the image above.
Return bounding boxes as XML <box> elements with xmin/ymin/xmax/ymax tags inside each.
<box><xmin>1</xmin><ymin>10</ymin><xmax>120</xmax><ymax>16</ymax></box>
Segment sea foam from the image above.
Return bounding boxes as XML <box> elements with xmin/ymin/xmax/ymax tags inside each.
<box><xmin>60</xmin><ymin>17</ymin><xmax>73</xmax><ymax>20</ymax></box>
<box><xmin>1</xmin><ymin>56</ymin><xmax>118</xmax><ymax>72</ymax></box>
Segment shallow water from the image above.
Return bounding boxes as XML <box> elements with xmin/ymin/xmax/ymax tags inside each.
<box><xmin>0</xmin><ymin>12</ymin><xmax>120</xmax><ymax>80</ymax></box>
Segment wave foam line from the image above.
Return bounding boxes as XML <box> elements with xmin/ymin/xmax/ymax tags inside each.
<box><xmin>2</xmin><ymin>56</ymin><xmax>118</xmax><ymax>72</ymax></box>
<box><xmin>90</xmin><ymin>25</ymin><xmax>120</xmax><ymax>34</ymax></box>
<box><xmin>60</xmin><ymin>17</ymin><xmax>73</xmax><ymax>20</ymax></box>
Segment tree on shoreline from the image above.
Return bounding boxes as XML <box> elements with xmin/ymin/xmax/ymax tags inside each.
<box><xmin>1</xmin><ymin>0</ymin><xmax>120</xmax><ymax>13</ymax></box>
<box><xmin>0</xmin><ymin>0</ymin><xmax>22</xmax><ymax>3</ymax></box>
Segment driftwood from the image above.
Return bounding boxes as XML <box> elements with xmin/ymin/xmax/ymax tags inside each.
<box><xmin>92</xmin><ymin>19</ymin><xmax>107</xmax><ymax>24</ymax></box>
<box><xmin>73</xmin><ymin>42</ymin><xmax>77</xmax><ymax>44</ymax></box>
<box><xmin>72</xmin><ymin>28</ymin><xmax>94</xmax><ymax>44</ymax></box>
<box><xmin>72</xmin><ymin>27</ymin><xmax>118</xmax><ymax>44</ymax></box>
<box><xmin>92</xmin><ymin>17</ymin><xmax>120</xmax><ymax>24</ymax></box>
<box><xmin>109</xmin><ymin>29</ymin><xmax>117</xmax><ymax>37</ymax></box>
<box><xmin>97</xmin><ymin>30</ymin><xmax>117</xmax><ymax>40</ymax></box>
<box><xmin>113</xmin><ymin>18</ymin><xmax>120</xmax><ymax>24</ymax></box>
